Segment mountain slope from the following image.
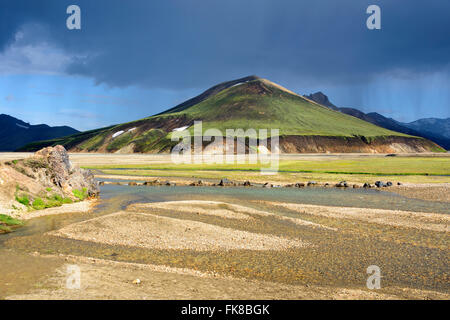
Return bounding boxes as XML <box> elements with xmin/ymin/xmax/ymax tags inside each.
<box><xmin>19</xmin><ymin>77</ymin><xmax>444</xmax><ymax>153</ymax></box>
<box><xmin>165</xmin><ymin>78</ymin><xmax>409</xmax><ymax>137</ymax></box>
<box><xmin>305</xmin><ymin>92</ymin><xmax>450</xmax><ymax>150</ymax></box>
<box><xmin>0</xmin><ymin>114</ymin><xmax>80</xmax><ymax>152</ymax></box>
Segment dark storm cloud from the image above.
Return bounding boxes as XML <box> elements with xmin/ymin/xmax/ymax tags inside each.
<box><xmin>1</xmin><ymin>0</ymin><xmax>449</xmax><ymax>89</ymax></box>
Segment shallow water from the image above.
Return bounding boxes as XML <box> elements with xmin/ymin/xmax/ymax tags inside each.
<box><xmin>1</xmin><ymin>183</ymin><xmax>448</xmax><ymax>298</ymax></box>
<box><xmin>4</xmin><ymin>183</ymin><xmax>447</xmax><ymax>243</ymax></box>
<box><xmin>2</xmin><ymin>183</ymin><xmax>448</xmax><ymax>245</ymax></box>
<box><xmin>101</xmin><ymin>184</ymin><xmax>450</xmax><ymax>214</ymax></box>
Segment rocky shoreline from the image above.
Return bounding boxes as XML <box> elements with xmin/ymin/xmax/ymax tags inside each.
<box><xmin>98</xmin><ymin>176</ymin><xmax>449</xmax><ymax>203</ymax></box>
<box><xmin>101</xmin><ymin>177</ymin><xmax>402</xmax><ymax>190</ymax></box>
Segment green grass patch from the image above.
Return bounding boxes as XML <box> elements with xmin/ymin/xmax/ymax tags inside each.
<box><xmin>99</xmin><ymin>168</ymin><xmax>450</xmax><ymax>184</ymax></box>
<box><xmin>15</xmin><ymin>194</ymin><xmax>30</xmax><ymax>206</ymax></box>
<box><xmin>0</xmin><ymin>214</ymin><xmax>23</xmax><ymax>226</ymax></box>
<box><xmin>72</xmin><ymin>188</ymin><xmax>88</xmax><ymax>201</ymax></box>
<box><xmin>32</xmin><ymin>198</ymin><xmax>46</xmax><ymax>210</ymax></box>
<box><xmin>14</xmin><ymin>192</ymin><xmax>75</xmax><ymax>212</ymax></box>
<box><xmin>107</xmin><ymin>132</ymin><xmax>135</xmax><ymax>152</ymax></box>
<box><xmin>62</xmin><ymin>197</ymin><xmax>73</xmax><ymax>204</ymax></box>
<box><xmin>17</xmin><ymin>125</ymin><xmax>115</xmax><ymax>152</ymax></box>
<box><xmin>87</xmin><ymin>157</ymin><xmax>450</xmax><ymax>176</ymax></box>
<box><xmin>132</xmin><ymin>129</ymin><xmax>168</xmax><ymax>153</ymax></box>
<box><xmin>80</xmin><ymin>132</ymin><xmax>109</xmax><ymax>152</ymax></box>
<box><xmin>44</xmin><ymin>194</ymin><xmax>73</xmax><ymax>206</ymax></box>
<box><xmin>48</xmin><ymin>194</ymin><xmax>63</xmax><ymax>202</ymax></box>
<box><xmin>0</xmin><ymin>214</ymin><xmax>24</xmax><ymax>233</ymax></box>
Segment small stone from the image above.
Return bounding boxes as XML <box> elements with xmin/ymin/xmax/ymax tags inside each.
<box><xmin>218</xmin><ymin>178</ymin><xmax>231</xmax><ymax>186</ymax></box>
<box><xmin>284</xmin><ymin>184</ymin><xmax>294</xmax><ymax>188</ymax></box>
<box><xmin>132</xmin><ymin>279</ymin><xmax>141</xmax><ymax>285</ymax></box>
<box><xmin>336</xmin><ymin>181</ymin><xmax>348</xmax><ymax>188</ymax></box>
<box><xmin>375</xmin><ymin>181</ymin><xmax>386</xmax><ymax>188</ymax></box>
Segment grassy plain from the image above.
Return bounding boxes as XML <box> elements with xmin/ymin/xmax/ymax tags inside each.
<box><xmin>86</xmin><ymin>157</ymin><xmax>450</xmax><ymax>184</ymax></box>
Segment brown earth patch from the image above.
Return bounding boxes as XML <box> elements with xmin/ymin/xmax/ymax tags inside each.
<box><xmin>277</xmin><ymin>135</ymin><xmax>442</xmax><ymax>153</ymax></box>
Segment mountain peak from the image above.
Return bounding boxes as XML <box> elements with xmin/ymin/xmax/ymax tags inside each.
<box><xmin>304</xmin><ymin>92</ymin><xmax>338</xmax><ymax>110</ymax></box>
<box><xmin>159</xmin><ymin>75</ymin><xmax>265</xmax><ymax>115</ymax></box>
<box><xmin>240</xmin><ymin>75</ymin><xmax>261</xmax><ymax>81</ymax></box>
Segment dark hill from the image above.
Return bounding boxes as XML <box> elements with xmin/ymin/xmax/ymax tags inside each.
<box><xmin>0</xmin><ymin>114</ymin><xmax>79</xmax><ymax>152</ymax></box>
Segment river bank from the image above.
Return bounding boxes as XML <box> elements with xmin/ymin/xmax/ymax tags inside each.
<box><xmin>95</xmin><ymin>173</ymin><xmax>450</xmax><ymax>203</ymax></box>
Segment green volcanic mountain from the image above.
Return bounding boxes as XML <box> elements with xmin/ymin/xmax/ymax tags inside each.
<box><xmin>19</xmin><ymin>76</ymin><xmax>444</xmax><ymax>153</ymax></box>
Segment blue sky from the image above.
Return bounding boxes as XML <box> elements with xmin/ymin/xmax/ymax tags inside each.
<box><xmin>1</xmin><ymin>0</ymin><xmax>449</xmax><ymax>131</ymax></box>
<box><xmin>0</xmin><ymin>74</ymin><xmax>199</xmax><ymax>130</ymax></box>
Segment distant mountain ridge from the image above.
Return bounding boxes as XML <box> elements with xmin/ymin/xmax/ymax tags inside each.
<box><xmin>304</xmin><ymin>92</ymin><xmax>450</xmax><ymax>150</ymax></box>
<box><xmin>403</xmin><ymin>118</ymin><xmax>450</xmax><ymax>140</ymax></box>
<box><xmin>0</xmin><ymin>114</ymin><xmax>79</xmax><ymax>151</ymax></box>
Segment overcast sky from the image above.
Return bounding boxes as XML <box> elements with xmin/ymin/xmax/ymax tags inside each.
<box><xmin>1</xmin><ymin>0</ymin><xmax>449</xmax><ymax>130</ymax></box>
